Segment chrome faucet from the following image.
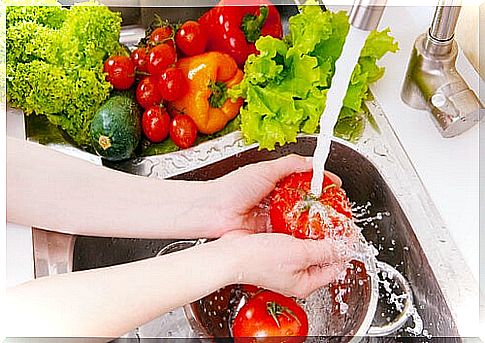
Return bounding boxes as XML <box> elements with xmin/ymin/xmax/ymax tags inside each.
<box><xmin>349</xmin><ymin>0</ymin><xmax>386</xmax><ymax>31</ymax></box>
<box><xmin>401</xmin><ymin>1</ymin><xmax>484</xmax><ymax>137</ymax></box>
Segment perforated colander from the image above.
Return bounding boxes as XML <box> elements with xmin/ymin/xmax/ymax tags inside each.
<box><xmin>157</xmin><ymin>240</ymin><xmax>414</xmax><ymax>341</ymax></box>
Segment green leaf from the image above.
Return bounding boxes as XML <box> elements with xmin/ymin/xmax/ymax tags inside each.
<box><xmin>235</xmin><ymin>5</ymin><xmax>398</xmax><ymax>150</ymax></box>
<box><xmin>361</xmin><ymin>28</ymin><xmax>399</xmax><ymax>60</ymax></box>
<box><xmin>6</xmin><ymin>2</ymin><xmax>122</xmax><ymax>148</ymax></box>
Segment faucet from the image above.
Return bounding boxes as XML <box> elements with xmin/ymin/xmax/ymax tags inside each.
<box><xmin>401</xmin><ymin>1</ymin><xmax>484</xmax><ymax>137</ymax></box>
<box><xmin>349</xmin><ymin>0</ymin><xmax>386</xmax><ymax>31</ymax></box>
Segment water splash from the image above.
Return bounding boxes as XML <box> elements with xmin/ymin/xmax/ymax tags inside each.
<box><xmin>311</xmin><ymin>26</ymin><xmax>370</xmax><ymax>196</ymax></box>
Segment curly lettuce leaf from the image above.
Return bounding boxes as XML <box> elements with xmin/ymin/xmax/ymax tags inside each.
<box><xmin>232</xmin><ymin>4</ymin><xmax>398</xmax><ymax>150</ymax></box>
<box><xmin>6</xmin><ymin>1</ymin><xmax>122</xmax><ymax>147</ymax></box>
<box><xmin>6</xmin><ymin>1</ymin><xmax>66</xmax><ymax>29</ymax></box>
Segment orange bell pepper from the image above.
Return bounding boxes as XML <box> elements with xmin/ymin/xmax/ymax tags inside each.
<box><xmin>169</xmin><ymin>52</ymin><xmax>244</xmax><ymax>135</ymax></box>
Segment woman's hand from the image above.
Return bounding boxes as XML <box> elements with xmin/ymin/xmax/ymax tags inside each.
<box><xmin>211</xmin><ymin>230</ymin><xmax>348</xmax><ymax>298</ymax></box>
<box><xmin>209</xmin><ymin>154</ymin><xmax>342</xmax><ymax>236</ymax></box>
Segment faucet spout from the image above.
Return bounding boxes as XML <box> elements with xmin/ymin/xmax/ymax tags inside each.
<box><xmin>429</xmin><ymin>0</ymin><xmax>461</xmax><ymax>42</ymax></box>
<box><xmin>401</xmin><ymin>1</ymin><xmax>483</xmax><ymax>137</ymax></box>
<box><xmin>349</xmin><ymin>0</ymin><xmax>387</xmax><ymax>31</ymax></box>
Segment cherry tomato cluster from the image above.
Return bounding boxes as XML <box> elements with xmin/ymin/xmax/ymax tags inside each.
<box><xmin>103</xmin><ymin>20</ymin><xmax>209</xmax><ymax>149</ymax></box>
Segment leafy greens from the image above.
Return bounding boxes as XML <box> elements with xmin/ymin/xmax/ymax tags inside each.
<box><xmin>230</xmin><ymin>4</ymin><xmax>398</xmax><ymax>150</ymax></box>
<box><xmin>6</xmin><ymin>1</ymin><xmax>122</xmax><ymax>147</ymax></box>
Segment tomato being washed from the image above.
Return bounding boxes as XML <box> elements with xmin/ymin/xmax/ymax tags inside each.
<box><xmin>233</xmin><ymin>290</ymin><xmax>308</xmax><ymax>343</ymax></box>
<box><xmin>269</xmin><ymin>171</ymin><xmax>353</xmax><ymax>240</ymax></box>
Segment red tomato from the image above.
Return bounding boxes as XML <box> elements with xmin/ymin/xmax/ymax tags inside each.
<box><xmin>175</xmin><ymin>20</ymin><xmax>208</xmax><ymax>56</ymax></box>
<box><xmin>233</xmin><ymin>290</ymin><xmax>308</xmax><ymax>343</ymax></box>
<box><xmin>130</xmin><ymin>47</ymin><xmax>149</xmax><ymax>73</ymax></box>
<box><xmin>147</xmin><ymin>43</ymin><xmax>177</xmax><ymax>76</ymax></box>
<box><xmin>103</xmin><ymin>55</ymin><xmax>135</xmax><ymax>90</ymax></box>
<box><xmin>142</xmin><ymin>106</ymin><xmax>170</xmax><ymax>143</ymax></box>
<box><xmin>136</xmin><ymin>76</ymin><xmax>162</xmax><ymax>109</ymax></box>
<box><xmin>241</xmin><ymin>284</ymin><xmax>262</xmax><ymax>297</ymax></box>
<box><xmin>269</xmin><ymin>171</ymin><xmax>353</xmax><ymax>240</ymax></box>
<box><xmin>159</xmin><ymin>67</ymin><xmax>188</xmax><ymax>101</ymax></box>
<box><xmin>150</xmin><ymin>26</ymin><xmax>174</xmax><ymax>45</ymax></box>
<box><xmin>169</xmin><ymin>114</ymin><xmax>197</xmax><ymax>149</ymax></box>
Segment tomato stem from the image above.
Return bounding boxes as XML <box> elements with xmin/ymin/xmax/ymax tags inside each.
<box><xmin>266</xmin><ymin>301</ymin><xmax>301</xmax><ymax>328</ymax></box>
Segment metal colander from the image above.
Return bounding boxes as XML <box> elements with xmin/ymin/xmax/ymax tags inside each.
<box><xmin>158</xmin><ymin>240</ymin><xmax>414</xmax><ymax>341</ymax></box>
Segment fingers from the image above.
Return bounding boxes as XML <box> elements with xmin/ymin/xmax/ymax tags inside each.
<box><xmin>219</xmin><ymin>229</ymin><xmax>251</xmax><ymax>240</ymax></box>
<box><xmin>300</xmin><ymin>238</ymin><xmax>345</xmax><ymax>266</ymax></box>
<box><xmin>324</xmin><ymin>170</ymin><xmax>342</xmax><ymax>187</ymax></box>
<box><xmin>293</xmin><ymin>262</ymin><xmax>347</xmax><ymax>299</ymax></box>
<box><xmin>238</xmin><ymin>154</ymin><xmax>342</xmax><ymax>187</ymax></box>
<box><xmin>243</xmin><ymin>154</ymin><xmax>313</xmax><ymax>183</ymax></box>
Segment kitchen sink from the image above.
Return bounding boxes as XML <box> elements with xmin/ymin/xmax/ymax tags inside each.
<box><xmin>28</xmin><ymin>98</ymin><xmax>477</xmax><ymax>339</ymax></box>
<box><xmin>23</xmin><ymin>3</ymin><xmax>479</xmax><ymax>340</ymax></box>
<box><xmin>71</xmin><ymin>134</ymin><xmax>458</xmax><ymax>340</ymax></box>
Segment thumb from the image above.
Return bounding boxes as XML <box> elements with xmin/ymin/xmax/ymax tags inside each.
<box><xmin>219</xmin><ymin>229</ymin><xmax>251</xmax><ymax>241</ymax></box>
<box><xmin>240</xmin><ymin>155</ymin><xmax>313</xmax><ymax>185</ymax></box>
<box><xmin>300</xmin><ymin>239</ymin><xmax>346</xmax><ymax>267</ymax></box>
<box><xmin>295</xmin><ymin>262</ymin><xmax>347</xmax><ymax>298</ymax></box>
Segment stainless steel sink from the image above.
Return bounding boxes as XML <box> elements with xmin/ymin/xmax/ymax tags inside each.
<box><xmin>24</xmin><ymin>3</ymin><xmax>479</xmax><ymax>340</ymax></box>
<box><xmin>71</xmin><ymin>135</ymin><xmax>459</xmax><ymax>339</ymax></box>
<box><xmin>29</xmin><ymin>98</ymin><xmax>478</xmax><ymax>339</ymax></box>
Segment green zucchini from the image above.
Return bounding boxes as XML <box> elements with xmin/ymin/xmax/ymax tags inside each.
<box><xmin>90</xmin><ymin>95</ymin><xmax>141</xmax><ymax>161</ymax></box>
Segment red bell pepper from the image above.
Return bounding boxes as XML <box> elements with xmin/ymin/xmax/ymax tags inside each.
<box><xmin>198</xmin><ymin>0</ymin><xmax>283</xmax><ymax>66</ymax></box>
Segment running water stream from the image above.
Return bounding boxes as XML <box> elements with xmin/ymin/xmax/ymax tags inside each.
<box><xmin>310</xmin><ymin>26</ymin><xmax>370</xmax><ymax>196</ymax></box>
<box><xmin>306</xmin><ymin>23</ymin><xmax>425</xmax><ymax>336</ymax></box>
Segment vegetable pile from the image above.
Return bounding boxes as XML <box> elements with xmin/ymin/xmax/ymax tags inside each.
<box><xmin>6</xmin><ymin>1</ymin><xmax>122</xmax><ymax>148</ymax></box>
<box><xmin>6</xmin><ymin>0</ymin><xmax>398</xmax><ymax>160</ymax></box>
<box><xmin>112</xmin><ymin>17</ymin><xmax>247</xmax><ymax>156</ymax></box>
<box><xmin>230</xmin><ymin>4</ymin><xmax>398</xmax><ymax>150</ymax></box>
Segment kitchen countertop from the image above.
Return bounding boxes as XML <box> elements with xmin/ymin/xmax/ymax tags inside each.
<box><xmin>5</xmin><ymin>2</ymin><xmax>483</xmax><ymax>334</ymax></box>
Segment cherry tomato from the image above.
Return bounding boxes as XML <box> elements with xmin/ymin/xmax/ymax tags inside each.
<box><xmin>130</xmin><ymin>47</ymin><xmax>149</xmax><ymax>73</ymax></box>
<box><xmin>169</xmin><ymin>114</ymin><xmax>197</xmax><ymax>149</ymax></box>
<box><xmin>175</xmin><ymin>20</ymin><xmax>208</xmax><ymax>56</ymax></box>
<box><xmin>150</xmin><ymin>26</ymin><xmax>174</xmax><ymax>45</ymax></box>
<box><xmin>159</xmin><ymin>67</ymin><xmax>188</xmax><ymax>101</ymax></box>
<box><xmin>136</xmin><ymin>76</ymin><xmax>162</xmax><ymax>109</ymax></box>
<box><xmin>147</xmin><ymin>43</ymin><xmax>177</xmax><ymax>76</ymax></box>
<box><xmin>232</xmin><ymin>290</ymin><xmax>308</xmax><ymax>343</ymax></box>
<box><xmin>142</xmin><ymin>106</ymin><xmax>170</xmax><ymax>143</ymax></box>
<box><xmin>103</xmin><ymin>55</ymin><xmax>135</xmax><ymax>90</ymax></box>
<box><xmin>269</xmin><ymin>172</ymin><xmax>353</xmax><ymax>240</ymax></box>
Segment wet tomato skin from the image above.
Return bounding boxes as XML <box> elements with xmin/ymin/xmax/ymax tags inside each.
<box><xmin>169</xmin><ymin>114</ymin><xmax>197</xmax><ymax>149</ymax></box>
<box><xmin>269</xmin><ymin>171</ymin><xmax>353</xmax><ymax>240</ymax></box>
<box><xmin>175</xmin><ymin>20</ymin><xmax>208</xmax><ymax>56</ymax></box>
<box><xmin>147</xmin><ymin>43</ymin><xmax>177</xmax><ymax>76</ymax></box>
<box><xmin>233</xmin><ymin>290</ymin><xmax>308</xmax><ymax>343</ymax></box>
<box><xmin>103</xmin><ymin>55</ymin><xmax>135</xmax><ymax>90</ymax></box>
<box><xmin>130</xmin><ymin>47</ymin><xmax>149</xmax><ymax>73</ymax></box>
<box><xmin>150</xmin><ymin>26</ymin><xmax>174</xmax><ymax>45</ymax></box>
<box><xmin>142</xmin><ymin>106</ymin><xmax>170</xmax><ymax>143</ymax></box>
<box><xmin>159</xmin><ymin>67</ymin><xmax>188</xmax><ymax>101</ymax></box>
<box><xmin>136</xmin><ymin>76</ymin><xmax>162</xmax><ymax>109</ymax></box>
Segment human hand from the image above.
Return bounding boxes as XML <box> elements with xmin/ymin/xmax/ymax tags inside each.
<box><xmin>212</xmin><ymin>230</ymin><xmax>348</xmax><ymax>298</ymax></box>
<box><xmin>209</xmin><ymin>154</ymin><xmax>342</xmax><ymax>236</ymax></box>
